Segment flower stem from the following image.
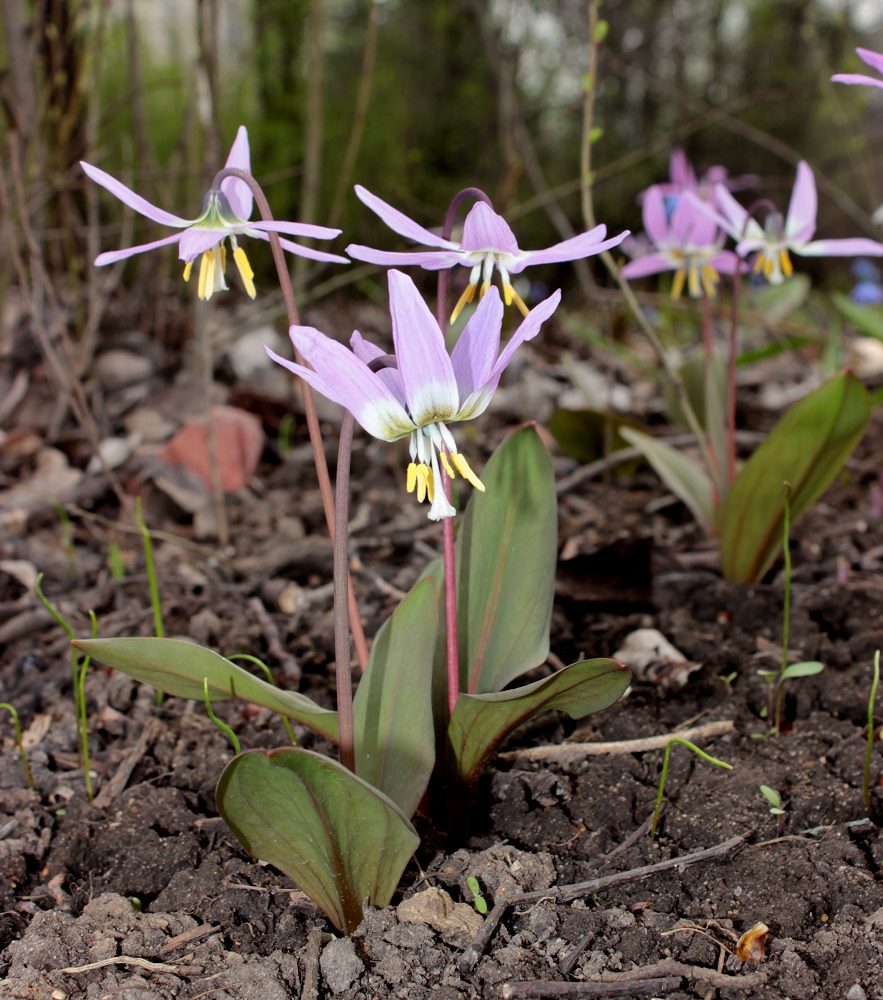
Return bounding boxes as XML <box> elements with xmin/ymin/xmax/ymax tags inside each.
<box><xmin>774</xmin><ymin>481</ymin><xmax>793</xmax><ymax>734</ymax></box>
<box><xmin>864</xmin><ymin>650</ymin><xmax>880</xmax><ymax>821</ymax></box>
<box><xmin>334</xmin><ymin>412</ymin><xmax>356</xmax><ymax>773</ymax></box>
<box><xmin>0</xmin><ymin>702</ymin><xmax>34</xmax><ymax>789</ymax></box>
<box><xmin>211</xmin><ymin>166</ymin><xmax>368</xmax><ymax>672</ymax></box>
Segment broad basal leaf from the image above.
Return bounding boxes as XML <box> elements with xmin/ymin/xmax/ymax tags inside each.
<box><xmin>620</xmin><ymin>427</ymin><xmax>715</xmax><ymax>532</ymax></box>
<box><xmin>353</xmin><ymin>577</ymin><xmax>438</xmax><ymax>818</ymax></box>
<box><xmin>719</xmin><ymin>370</ymin><xmax>870</xmax><ymax>582</ymax></box>
<box><xmin>454</xmin><ymin>425</ymin><xmax>557</xmax><ymax>694</ymax></box>
<box><xmin>217</xmin><ymin>748</ymin><xmax>418</xmax><ymax>934</ymax></box>
<box><xmin>75</xmin><ymin>637</ymin><xmax>338</xmax><ymax>741</ymax></box>
<box><xmin>448</xmin><ymin>658</ymin><xmax>630</xmax><ymax>786</ymax></box>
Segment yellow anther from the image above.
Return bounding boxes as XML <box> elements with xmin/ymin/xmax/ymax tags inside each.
<box><xmin>753</xmin><ymin>253</ymin><xmax>766</xmax><ymax>275</ymax></box>
<box><xmin>233</xmin><ymin>245</ymin><xmax>256</xmax><ymax>298</ymax></box>
<box><xmin>671</xmin><ymin>266</ymin><xmax>686</xmax><ymax>300</ymax></box>
<box><xmin>451</xmin><ymin>452</ymin><xmax>485</xmax><ymax>492</ymax></box>
<box><xmin>197</xmin><ymin>250</ymin><xmax>213</xmax><ymax>301</ymax></box>
<box><xmin>412</xmin><ymin>462</ymin><xmax>431</xmax><ymax>503</ymax></box>
<box><xmin>701</xmin><ymin>264</ymin><xmax>719</xmax><ymax>299</ymax></box>
<box><xmin>221</xmin><ymin>245</ymin><xmax>227</xmax><ymax>271</ymax></box>
<box><xmin>440</xmin><ymin>449</ymin><xmax>456</xmax><ymax>479</ymax></box>
<box><xmin>183</xmin><ymin>260</ymin><xmax>194</xmax><ymax>283</ymax></box>
<box><xmin>502</xmin><ymin>281</ymin><xmax>513</xmax><ymax>306</ymax></box>
<box><xmin>763</xmin><ymin>254</ymin><xmax>774</xmax><ymax>280</ymax></box>
<box><xmin>426</xmin><ymin>467</ymin><xmax>434</xmax><ymax>501</ymax></box>
<box><xmin>507</xmin><ymin>284</ymin><xmax>530</xmax><ymax>317</ymax></box>
<box><xmin>479</xmin><ymin>280</ymin><xmax>491</xmax><ymax>299</ymax></box>
<box><xmin>779</xmin><ymin>249</ymin><xmax>793</xmax><ymax>279</ymax></box>
<box><xmin>450</xmin><ymin>284</ymin><xmax>477</xmax><ymax>323</ymax></box>
<box><xmin>407</xmin><ymin>462</ymin><xmax>418</xmax><ymax>494</ymax></box>
<box><xmin>687</xmin><ymin>262</ymin><xmax>701</xmax><ymax>298</ymax></box>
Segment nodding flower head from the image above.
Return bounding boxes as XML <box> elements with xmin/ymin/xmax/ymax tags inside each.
<box><xmin>265</xmin><ymin>269</ymin><xmax>561</xmax><ymax>520</ymax></box>
<box><xmin>346</xmin><ymin>186</ymin><xmax>627</xmax><ymax>322</ymax></box>
<box><xmin>81</xmin><ymin>126</ymin><xmax>348</xmax><ymax>300</ymax></box>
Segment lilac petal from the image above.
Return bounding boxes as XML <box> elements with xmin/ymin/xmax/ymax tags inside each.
<box><xmin>457</xmin><ymin>289</ymin><xmax>561</xmax><ymax>420</ymax></box>
<box><xmin>508</xmin><ymin>227</ymin><xmax>630</xmax><ymax>272</ymax></box>
<box><xmin>248</xmin><ymin>218</ymin><xmax>341</xmax><ymax>240</ymax></box>
<box><xmin>449</xmin><ymin>286</ymin><xmax>504</xmax><ymax>401</ymax></box>
<box><xmin>642</xmin><ymin>186</ymin><xmax>671</xmax><ymax>246</ymax></box>
<box><xmin>81</xmin><ymin>161</ymin><xmax>192</xmax><ymax>228</ymax></box>
<box><xmin>178</xmin><ymin>229</ymin><xmax>225</xmax><ymax>261</ymax></box>
<box><xmin>857</xmin><ymin>47</ymin><xmax>883</xmax><ymax>74</ymax></box>
<box><xmin>669</xmin><ymin>149</ymin><xmax>696</xmax><ymax>189</ymax></box>
<box><xmin>460</xmin><ymin>202</ymin><xmax>518</xmax><ymax>254</ymax></box>
<box><xmin>620</xmin><ymin>253</ymin><xmax>675</xmax><ymax>278</ymax></box>
<box><xmin>354</xmin><ymin>185</ymin><xmax>458</xmax><ymax>250</ymax></box>
<box><xmin>274</xmin><ymin>236</ymin><xmax>350</xmax><ymax>264</ymax></box>
<box><xmin>387</xmin><ymin>270</ymin><xmax>458</xmax><ymax>425</ymax></box>
<box><xmin>672</xmin><ymin>198</ymin><xmax>718</xmax><ymax>247</ymax></box>
<box><xmin>350</xmin><ymin>331</ymin><xmax>406</xmax><ymax>404</ymax></box>
<box><xmin>831</xmin><ymin>72</ymin><xmax>883</xmax><ymax>89</ymax></box>
<box><xmin>709</xmin><ymin>251</ymin><xmax>745</xmax><ymax>275</ymax></box>
<box><xmin>785</xmin><ymin>162</ymin><xmax>818</xmax><ymax>244</ymax></box>
<box><xmin>797</xmin><ymin>237</ymin><xmax>883</xmax><ymax>258</ymax></box>
<box><xmin>268</xmin><ymin>330</ymin><xmax>413</xmax><ymax>442</ymax></box>
<box><xmin>697</xmin><ymin>185</ymin><xmax>747</xmax><ymax>240</ymax></box>
<box><xmin>221</xmin><ymin>126</ymin><xmax>253</xmax><ymax>221</ymax></box>
<box><xmin>345</xmin><ymin>244</ymin><xmax>459</xmax><ymax>269</ymax></box>
<box><xmin>94</xmin><ymin>231</ymin><xmax>184</xmax><ymax>266</ymax></box>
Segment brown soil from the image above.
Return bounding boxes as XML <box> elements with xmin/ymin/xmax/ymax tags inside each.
<box><xmin>1</xmin><ymin>312</ymin><xmax>883</xmax><ymax>999</ymax></box>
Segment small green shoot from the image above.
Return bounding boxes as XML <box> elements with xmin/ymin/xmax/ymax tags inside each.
<box><xmin>720</xmin><ymin>671</ymin><xmax>738</xmax><ymax>693</ymax></box>
<box><xmin>278</xmin><ymin>412</ymin><xmax>296</xmax><ymax>460</ymax></box>
<box><xmin>107</xmin><ymin>541</ymin><xmax>127</xmax><ymax>580</ymax></box>
<box><xmin>203</xmin><ymin>678</ymin><xmax>241</xmax><ymax>755</ymax></box>
<box><xmin>52</xmin><ymin>499</ymin><xmax>76</xmax><ymax>577</ymax></box>
<box><xmin>759</xmin><ymin>784</ymin><xmax>785</xmax><ymax>816</ymax></box>
<box><xmin>0</xmin><ymin>702</ymin><xmax>34</xmax><ymax>789</ymax></box>
<box><xmin>135</xmin><ymin>498</ymin><xmax>164</xmax><ymax>640</ymax></box>
<box><xmin>864</xmin><ymin>650</ymin><xmax>880</xmax><ymax>822</ymax></box>
<box><xmin>228</xmin><ymin>654</ymin><xmax>298</xmax><ymax>745</ymax></box>
<box><xmin>650</xmin><ymin>738</ymin><xmax>733</xmax><ymax>838</ymax></box>
<box><xmin>466</xmin><ymin>875</ymin><xmax>488</xmax><ymax>915</ymax></box>
<box><xmin>762</xmin><ymin>483</ymin><xmax>824</xmax><ymax>733</ymax></box>
<box><xmin>35</xmin><ymin>573</ymin><xmax>94</xmax><ymax>800</ymax></box>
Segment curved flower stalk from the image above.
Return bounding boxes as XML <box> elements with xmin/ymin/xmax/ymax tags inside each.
<box><xmin>346</xmin><ymin>185</ymin><xmax>626</xmax><ymax>321</ymax></box>
<box><xmin>832</xmin><ymin>47</ymin><xmax>883</xmax><ymax>90</ymax></box>
<box><xmin>81</xmin><ymin>126</ymin><xmax>349</xmax><ymax>300</ymax></box>
<box><xmin>266</xmin><ymin>269</ymin><xmax>561</xmax><ymax>520</ymax></box>
<box><xmin>693</xmin><ymin>162</ymin><xmax>883</xmax><ymax>285</ymax></box>
<box><xmin>621</xmin><ymin>184</ymin><xmax>741</xmax><ymax>298</ymax></box>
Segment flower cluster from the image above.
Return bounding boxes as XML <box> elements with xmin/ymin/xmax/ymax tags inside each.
<box><xmin>622</xmin><ymin>150</ymin><xmax>883</xmax><ymax>296</ymax></box>
<box><xmin>84</xmin><ymin>126</ymin><xmax>626</xmax><ymax>519</ymax></box>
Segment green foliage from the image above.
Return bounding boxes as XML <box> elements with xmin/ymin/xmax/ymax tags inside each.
<box><xmin>217</xmin><ymin>748</ymin><xmax>418</xmax><ymax>934</ymax></box>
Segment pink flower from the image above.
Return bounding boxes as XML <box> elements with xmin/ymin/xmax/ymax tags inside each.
<box><xmin>82</xmin><ymin>126</ymin><xmax>348</xmax><ymax>300</ymax></box>
<box><xmin>832</xmin><ymin>47</ymin><xmax>883</xmax><ymax>90</ymax></box>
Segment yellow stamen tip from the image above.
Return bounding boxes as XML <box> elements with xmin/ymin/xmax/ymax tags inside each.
<box><xmin>508</xmin><ymin>284</ymin><xmax>530</xmax><ymax>317</ymax></box>
<box><xmin>671</xmin><ymin>267</ymin><xmax>686</xmax><ymax>300</ymax></box>
<box><xmin>451</xmin><ymin>452</ymin><xmax>485</xmax><ymax>492</ymax></box>
<box><xmin>183</xmin><ymin>260</ymin><xmax>193</xmax><ymax>283</ymax></box>
<box><xmin>407</xmin><ymin>462</ymin><xmax>418</xmax><ymax>494</ymax></box>
<box><xmin>780</xmin><ymin>249</ymin><xmax>793</xmax><ymax>278</ymax></box>
<box><xmin>233</xmin><ymin>245</ymin><xmax>256</xmax><ymax>298</ymax></box>
<box><xmin>440</xmin><ymin>450</ymin><xmax>456</xmax><ymax>479</ymax></box>
<box><xmin>479</xmin><ymin>281</ymin><xmax>491</xmax><ymax>299</ymax></box>
<box><xmin>450</xmin><ymin>284</ymin><xmax>477</xmax><ymax>324</ymax></box>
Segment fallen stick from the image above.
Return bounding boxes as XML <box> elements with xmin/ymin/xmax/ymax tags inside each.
<box><xmin>501</xmin><ymin>979</ymin><xmax>682</xmax><ymax>998</ymax></box>
<box><xmin>498</xmin><ymin>719</ymin><xmax>735</xmax><ymax>764</ymax></box>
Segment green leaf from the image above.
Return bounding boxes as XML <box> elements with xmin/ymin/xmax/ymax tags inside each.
<box><xmin>832</xmin><ymin>292</ymin><xmax>883</xmax><ymax>341</ymax></box>
<box><xmin>217</xmin><ymin>748</ymin><xmax>418</xmax><ymax>934</ymax></box>
<box><xmin>74</xmin><ymin>637</ymin><xmax>338</xmax><ymax>741</ymax></box>
<box><xmin>759</xmin><ymin>784</ymin><xmax>782</xmax><ymax>808</ymax></box>
<box><xmin>752</xmin><ymin>274</ymin><xmax>811</xmax><ymax>322</ymax></box>
<box><xmin>353</xmin><ymin>578</ymin><xmax>438</xmax><ymax>819</ymax></box>
<box><xmin>780</xmin><ymin>661</ymin><xmax>824</xmax><ymax>680</ymax></box>
<box><xmin>719</xmin><ymin>371</ymin><xmax>870</xmax><ymax>582</ymax></box>
<box><xmin>619</xmin><ymin>427</ymin><xmax>715</xmax><ymax>531</ymax></box>
<box><xmin>448</xmin><ymin>658</ymin><xmax>630</xmax><ymax>786</ymax></box>
<box><xmin>455</xmin><ymin>425</ymin><xmax>557</xmax><ymax>694</ymax></box>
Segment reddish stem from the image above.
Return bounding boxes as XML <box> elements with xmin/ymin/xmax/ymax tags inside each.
<box><xmin>727</xmin><ymin>271</ymin><xmax>740</xmax><ymax>490</ymax></box>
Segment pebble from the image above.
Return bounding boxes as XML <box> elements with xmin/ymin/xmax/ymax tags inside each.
<box><xmin>846</xmin><ymin>986</ymin><xmax>867</xmax><ymax>1000</ymax></box>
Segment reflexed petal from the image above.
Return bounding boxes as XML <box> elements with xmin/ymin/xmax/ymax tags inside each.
<box><xmin>797</xmin><ymin>237</ymin><xmax>883</xmax><ymax>257</ymax></box>
<box><xmin>672</xmin><ymin>198</ymin><xmax>717</xmax><ymax>246</ymax></box>
<box><xmin>669</xmin><ymin>148</ymin><xmax>696</xmax><ymax>189</ymax></box>
<box><xmin>785</xmin><ymin>162</ymin><xmax>818</xmax><ymax>244</ymax></box>
<box><xmin>620</xmin><ymin>253</ymin><xmax>675</xmax><ymax>278</ymax></box>
<box><xmin>179</xmin><ymin>228</ymin><xmax>225</xmax><ymax>261</ymax></box>
<box><xmin>456</xmin><ymin>290</ymin><xmax>561</xmax><ymax>420</ymax></box>
<box><xmin>508</xmin><ymin>226</ymin><xmax>630</xmax><ymax>272</ymax></box>
<box><xmin>709</xmin><ymin>250</ymin><xmax>745</xmax><ymax>274</ymax></box>
<box><xmin>689</xmin><ymin>186</ymin><xmax>746</xmax><ymax>241</ymax></box>
<box><xmin>856</xmin><ymin>47</ymin><xmax>883</xmax><ymax>75</ymax></box>
<box><xmin>249</xmin><ymin>219</ymin><xmax>342</xmax><ymax>240</ymax></box>
<box><xmin>95</xmin><ymin>232</ymin><xmax>184</xmax><ymax>266</ymax></box>
<box><xmin>354</xmin><ymin>185</ymin><xmax>458</xmax><ymax>249</ymax></box>
<box><xmin>450</xmin><ymin>286</ymin><xmax>504</xmax><ymax>401</ymax></box>
<box><xmin>388</xmin><ymin>270</ymin><xmax>458</xmax><ymax>424</ymax></box>
<box><xmin>270</xmin><ymin>235</ymin><xmax>350</xmax><ymax>264</ymax></box>
<box><xmin>345</xmin><ymin>244</ymin><xmax>459</xmax><ymax>269</ymax></box>
<box><xmin>460</xmin><ymin>202</ymin><xmax>518</xmax><ymax>254</ymax></box>
<box><xmin>221</xmin><ymin>126</ymin><xmax>253</xmax><ymax>221</ymax></box>
<box><xmin>81</xmin><ymin>161</ymin><xmax>192</xmax><ymax>228</ymax></box>
<box><xmin>642</xmin><ymin>186</ymin><xmax>671</xmax><ymax>246</ymax></box>
<box><xmin>268</xmin><ymin>330</ymin><xmax>413</xmax><ymax>441</ymax></box>
<box><xmin>831</xmin><ymin>72</ymin><xmax>883</xmax><ymax>89</ymax></box>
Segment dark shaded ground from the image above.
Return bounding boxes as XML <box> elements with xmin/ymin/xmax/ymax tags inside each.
<box><xmin>1</xmin><ymin>305</ymin><xmax>882</xmax><ymax>999</ymax></box>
